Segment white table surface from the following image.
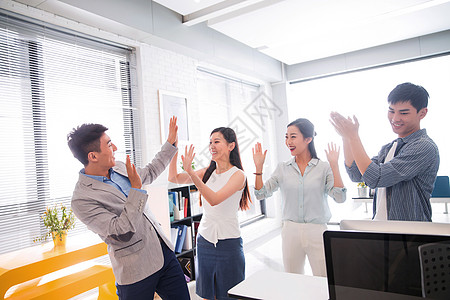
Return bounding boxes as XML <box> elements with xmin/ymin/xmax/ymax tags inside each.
<box><xmin>353</xmin><ymin>197</ymin><xmax>449</xmax><ymax>213</ymax></box>
<box><xmin>228</xmin><ymin>269</ymin><xmax>329</xmax><ymax>300</ymax></box>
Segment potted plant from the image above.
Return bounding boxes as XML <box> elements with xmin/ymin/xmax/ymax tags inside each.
<box><xmin>357</xmin><ymin>182</ymin><xmax>369</xmax><ymax>198</ymax></box>
<box><xmin>34</xmin><ymin>204</ymin><xmax>76</xmax><ymax>247</ymax></box>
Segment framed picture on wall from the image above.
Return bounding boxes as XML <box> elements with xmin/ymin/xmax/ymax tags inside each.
<box><xmin>158</xmin><ymin>90</ymin><xmax>189</xmax><ymax>144</ymax></box>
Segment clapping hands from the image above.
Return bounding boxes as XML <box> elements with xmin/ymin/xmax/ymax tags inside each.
<box><xmin>330</xmin><ymin>111</ymin><xmax>360</xmax><ymax>139</ymax></box>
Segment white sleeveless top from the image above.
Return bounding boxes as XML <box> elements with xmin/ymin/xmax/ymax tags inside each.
<box><xmin>198</xmin><ymin>166</ymin><xmax>245</xmax><ymax>246</ymax></box>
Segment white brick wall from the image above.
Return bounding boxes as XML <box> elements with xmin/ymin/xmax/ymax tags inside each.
<box><xmin>138</xmin><ymin>44</ymin><xmax>200</xmax><ymax>185</ymax></box>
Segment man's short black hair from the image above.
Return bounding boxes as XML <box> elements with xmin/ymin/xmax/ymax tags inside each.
<box><xmin>388</xmin><ymin>82</ymin><xmax>429</xmax><ymax>112</ymax></box>
<box><xmin>67</xmin><ymin>123</ymin><xmax>108</xmax><ymax>166</ymax></box>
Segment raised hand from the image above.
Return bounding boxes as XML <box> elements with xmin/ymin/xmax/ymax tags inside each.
<box><xmin>167</xmin><ymin>116</ymin><xmax>178</xmax><ymax>145</ymax></box>
<box><xmin>252</xmin><ymin>142</ymin><xmax>267</xmax><ymax>172</ymax></box>
<box><xmin>181</xmin><ymin>145</ymin><xmax>196</xmax><ymax>175</ymax></box>
<box><xmin>126</xmin><ymin>155</ymin><xmax>142</xmax><ymax>189</ymax></box>
<box><xmin>325</xmin><ymin>142</ymin><xmax>340</xmax><ymax>165</ymax></box>
<box><xmin>329</xmin><ymin>112</ymin><xmax>360</xmax><ymax>139</ymax></box>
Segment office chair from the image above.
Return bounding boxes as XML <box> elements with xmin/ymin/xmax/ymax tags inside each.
<box><xmin>431</xmin><ymin>176</ymin><xmax>450</xmax><ymax>214</ymax></box>
<box><xmin>431</xmin><ymin>176</ymin><xmax>450</xmax><ymax>197</ymax></box>
<box><xmin>418</xmin><ymin>242</ymin><xmax>450</xmax><ymax>299</ymax></box>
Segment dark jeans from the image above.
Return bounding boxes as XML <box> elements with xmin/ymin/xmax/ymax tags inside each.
<box><xmin>116</xmin><ymin>241</ymin><xmax>190</xmax><ymax>300</ymax></box>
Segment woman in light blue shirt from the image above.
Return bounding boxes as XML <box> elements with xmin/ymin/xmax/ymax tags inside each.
<box><xmin>252</xmin><ymin>118</ymin><xmax>346</xmax><ymax>276</ymax></box>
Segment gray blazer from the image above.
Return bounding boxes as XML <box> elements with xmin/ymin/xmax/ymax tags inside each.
<box><xmin>71</xmin><ymin>142</ymin><xmax>177</xmax><ymax>285</ymax></box>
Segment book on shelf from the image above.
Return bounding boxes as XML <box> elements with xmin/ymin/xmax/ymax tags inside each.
<box><xmin>168</xmin><ymin>192</ymin><xmax>176</xmax><ymax>221</ymax></box>
<box><xmin>190</xmin><ymin>190</ymin><xmax>202</xmax><ymax>215</ymax></box>
<box><xmin>169</xmin><ymin>191</ymin><xmax>184</xmax><ymax>221</ymax></box>
<box><xmin>183</xmin><ymin>197</ymin><xmax>188</xmax><ymax>218</ymax></box>
<box><xmin>177</xmin><ymin>191</ymin><xmax>184</xmax><ymax>219</ymax></box>
<box><xmin>182</xmin><ymin>225</ymin><xmax>192</xmax><ymax>251</ymax></box>
<box><xmin>173</xmin><ymin>203</ymin><xmax>181</xmax><ymax>220</ymax></box>
<box><xmin>174</xmin><ymin>224</ymin><xmax>187</xmax><ymax>253</ymax></box>
<box><xmin>168</xmin><ymin>191</ymin><xmax>176</xmax><ymax>205</ymax></box>
<box><xmin>192</xmin><ymin>221</ymin><xmax>200</xmax><ymax>246</ymax></box>
<box><xmin>170</xmin><ymin>227</ymin><xmax>178</xmax><ymax>247</ymax></box>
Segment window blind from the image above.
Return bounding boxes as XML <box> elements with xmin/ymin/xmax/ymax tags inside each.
<box><xmin>0</xmin><ymin>12</ymin><xmax>140</xmax><ymax>254</ymax></box>
<box><xmin>196</xmin><ymin>68</ymin><xmax>265</xmax><ymax>224</ymax></box>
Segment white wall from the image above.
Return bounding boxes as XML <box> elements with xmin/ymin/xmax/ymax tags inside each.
<box><xmin>265</xmin><ymin>82</ymin><xmax>289</xmax><ymax>219</ymax></box>
<box><xmin>136</xmin><ymin>44</ymin><xmax>198</xmax><ymax>173</ymax></box>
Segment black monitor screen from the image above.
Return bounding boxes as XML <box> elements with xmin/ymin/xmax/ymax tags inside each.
<box><xmin>324</xmin><ymin>231</ymin><xmax>450</xmax><ymax>300</ymax></box>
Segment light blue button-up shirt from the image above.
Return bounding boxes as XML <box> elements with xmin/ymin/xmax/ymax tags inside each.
<box><xmin>81</xmin><ymin>169</ymin><xmax>146</xmax><ymax>197</ymax></box>
<box><xmin>254</xmin><ymin>158</ymin><xmax>346</xmax><ymax>224</ymax></box>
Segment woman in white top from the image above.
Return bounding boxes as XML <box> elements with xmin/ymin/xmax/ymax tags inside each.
<box><xmin>168</xmin><ymin>127</ymin><xmax>251</xmax><ymax>300</ymax></box>
<box><xmin>252</xmin><ymin>118</ymin><xmax>346</xmax><ymax>277</ymax></box>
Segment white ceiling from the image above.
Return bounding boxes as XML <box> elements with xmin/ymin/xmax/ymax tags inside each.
<box><xmin>154</xmin><ymin>0</ymin><xmax>450</xmax><ymax>65</ymax></box>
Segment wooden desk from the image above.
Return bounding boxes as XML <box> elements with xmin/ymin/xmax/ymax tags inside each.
<box><xmin>228</xmin><ymin>270</ymin><xmax>328</xmax><ymax>300</ymax></box>
<box><xmin>353</xmin><ymin>197</ymin><xmax>449</xmax><ymax>214</ymax></box>
<box><xmin>0</xmin><ymin>233</ymin><xmax>116</xmax><ymax>300</ymax></box>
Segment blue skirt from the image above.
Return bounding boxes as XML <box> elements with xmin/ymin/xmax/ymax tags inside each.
<box><xmin>196</xmin><ymin>234</ymin><xmax>245</xmax><ymax>300</ymax></box>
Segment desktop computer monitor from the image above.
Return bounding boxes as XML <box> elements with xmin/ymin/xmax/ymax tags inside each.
<box><xmin>324</xmin><ymin>230</ymin><xmax>450</xmax><ymax>300</ymax></box>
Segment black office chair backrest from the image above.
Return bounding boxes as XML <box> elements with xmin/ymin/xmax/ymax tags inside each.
<box><xmin>418</xmin><ymin>242</ymin><xmax>450</xmax><ymax>299</ymax></box>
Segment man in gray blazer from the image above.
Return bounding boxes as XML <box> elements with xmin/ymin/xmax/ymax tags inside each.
<box><xmin>67</xmin><ymin>117</ymin><xmax>189</xmax><ymax>300</ymax></box>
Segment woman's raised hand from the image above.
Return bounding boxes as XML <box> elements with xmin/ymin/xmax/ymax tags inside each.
<box><xmin>181</xmin><ymin>145</ymin><xmax>196</xmax><ymax>175</ymax></box>
<box><xmin>325</xmin><ymin>142</ymin><xmax>340</xmax><ymax>165</ymax></box>
<box><xmin>252</xmin><ymin>142</ymin><xmax>267</xmax><ymax>171</ymax></box>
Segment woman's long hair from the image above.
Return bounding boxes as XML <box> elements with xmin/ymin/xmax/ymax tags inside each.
<box><xmin>201</xmin><ymin>127</ymin><xmax>251</xmax><ymax>210</ymax></box>
<box><xmin>287</xmin><ymin>118</ymin><xmax>318</xmax><ymax>159</ymax></box>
